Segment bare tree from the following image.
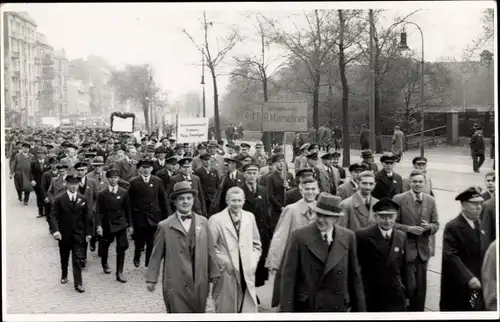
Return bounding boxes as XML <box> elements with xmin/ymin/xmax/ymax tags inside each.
<box><xmin>182</xmin><ymin>11</ymin><xmax>241</xmax><ymax>141</ymax></box>
<box><xmin>336</xmin><ymin>9</ymin><xmax>366</xmax><ymax>166</ymax></box>
<box><xmin>263</xmin><ymin>10</ymin><xmax>338</xmax><ymax>132</ymax></box>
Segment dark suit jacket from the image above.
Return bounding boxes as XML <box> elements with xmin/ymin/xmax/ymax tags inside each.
<box><xmin>211</xmin><ymin>171</ymin><xmax>246</xmax><ymax>215</ymax></box>
<box><xmin>167</xmin><ymin>174</ymin><xmax>207</xmax><ymax>217</ymax></box>
<box><xmin>481</xmin><ymin>198</ymin><xmax>496</xmax><ymax>245</ymax></box>
<box><xmin>96</xmin><ymin>186</ymin><xmax>132</xmax><ymax>234</ymax></box>
<box><xmin>48</xmin><ymin>192</ymin><xmax>92</xmax><ymax>244</ymax></box>
<box><xmin>128</xmin><ymin>175</ymin><xmax>172</xmax><ymax>228</ymax></box>
<box><xmin>41</xmin><ymin>170</ymin><xmax>59</xmax><ymax>196</ymax></box>
<box><xmin>334</xmin><ymin>165</ymin><xmax>346</xmax><ymax>180</ymax></box>
<box><xmin>356</xmin><ymin>225</ymin><xmax>408</xmax><ymax>312</ymax></box>
<box><xmin>280</xmin><ymin>223</ymin><xmax>366</xmax><ymax>312</ymax></box>
<box><xmin>116</xmin><ymin>159</ymin><xmax>138</xmax><ymax>183</ymax></box>
<box><xmin>194</xmin><ymin>166</ymin><xmax>220</xmax><ymax>205</ymax></box>
<box><xmin>156</xmin><ymin>168</ymin><xmax>174</xmax><ymax>192</ymax></box>
<box><xmin>481</xmin><ymin>191</ymin><xmax>493</xmax><ymax>202</ymax></box>
<box><xmin>152</xmin><ymin>159</ymin><xmax>167</xmax><ymax>176</ymax></box>
<box><xmin>372</xmin><ymin>170</ymin><xmax>403</xmax><ymax>200</ymax></box>
<box><xmin>266</xmin><ymin>171</ymin><xmax>294</xmax><ymax>213</ymax></box>
<box><xmin>440</xmin><ymin>214</ymin><xmax>489</xmax><ymax>311</ymax></box>
<box><xmin>393</xmin><ymin>191</ymin><xmax>439</xmax><ymax>262</ymax></box>
<box><xmin>47</xmin><ymin>176</ymin><xmax>68</xmax><ymax>202</ymax></box>
<box><xmin>29</xmin><ymin>158</ymin><xmax>51</xmax><ymax>186</ymax></box>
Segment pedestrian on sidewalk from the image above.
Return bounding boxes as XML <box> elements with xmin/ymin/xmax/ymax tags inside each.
<box><xmin>9</xmin><ymin>142</ymin><xmax>34</xmax><ymax>205</ymax></box>
<box><xmin>392</xmin><ymin>125</ymin><xmax>405</xmax><ymax>162</ymax></box>
<box><xmin>48</xmin><ymin>174</ymin><xmax>92</xmax><ymax>293</ymax></box>
<box><xmin>146</xmin><ymin>181</ymin><xmax>220</xmax><ymax>313</ymax></box>
<box><xmin>470</xmin><ymin>126</ymin><xmax>486</xmax><ymax>173</ymax></box>
<box><xmin>359</xmin><ymin>124</ymin><xmax>371</xmax><ymax>150</ymax></box>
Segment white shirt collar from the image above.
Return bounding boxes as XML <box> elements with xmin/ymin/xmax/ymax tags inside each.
<box><xmin>358</xmin><ymin>192</ymin><xmax>371</xmax><ymax>204</ymax></box>
<box><xmin>386</xmin><ymin>172</ymin><xmax>393</xmax><ymax>177</ymax></box>
<box><xmin>108</xmin><ymin>185</ymin><xmax>118</xmax><ymax>193</ymax></box>
<box><xmin>142</xmin><ymin>175</ymin><xmax>150</xmax><ymax>182</ymax></box>
<box><xmin>321</xmin><ymin>227</ymin><xmax>334</xmax><ymax>244</ymax></box>
<box><xmin>379</xmin><ymin>227</ymin><xmax>393</xmax><ymax>238</ymax></box>
<box><xmin>461</xmin><ymin>213</ymin><xmax>476</xmax><ymax>229</ymax></box>
<box><xmin>67</xmin><ymin>191</ymin><xmax>77</xmax><ymax>200</ymax></box>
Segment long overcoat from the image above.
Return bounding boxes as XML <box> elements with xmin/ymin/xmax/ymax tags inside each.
<box><xmin>10</xmin><ymin>152</ymin><xmax>34</xmax><ymax>192</ymax></box>
<box><xmin>208</xmin><ymin>208</ymin><xmax>262</xmax><ymax>313</ymax></box>
<box><xmin>146</xmin><ymin>214</ymin><xmax>219</xmax><ymax>313</ymax></box>
<box><xmin>392</xmin><ymin>130</ymin><xmax>405</xmax><ymax>156</ymax></box>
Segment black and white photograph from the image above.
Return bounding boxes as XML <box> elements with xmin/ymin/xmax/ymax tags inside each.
<box><xmin>1</xmin><ymin>1</ymin><xmax>497</xmax><ymax>320</ymax></box>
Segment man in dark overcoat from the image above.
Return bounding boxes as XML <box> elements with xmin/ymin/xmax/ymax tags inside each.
<box><xmin>356</xmin><ymin>198</ymin><xmax>409</xmax><ymax>312</ymax></box>
<box><xmin>194</xmin><ymin>153</ymin><xmax>221</xmax><ymax>214</ymax></box>
<box><xmin>440</xmin><ymin>187</ymin><xmax>489</xmax><ymax>311</ymax></box>
<box><xmin>128</xmin><ymin>159</ymin><xmax>172</xmax><ymax>268</ymax></box>
<box><xmin>266</xmin><ymin>154</ymin><xmax>294</xmax><ymax>232</ymax></box>
<box><xmin>239</xmin><ymin>163</ymin><xmax>272</xmax><ymax>288</ymax></box>
<box><xmin>372</xmin><ymin>154</ymin><xmax>403</xmax><ymax>200</ymax></box>
<box><xmin>48</xmin><ymin>174</ymin><xmax>92</xmax><ymax>293</ymax></box>
<box><xmin>209</xmin><ymin>157</ymin><xmax>245</xmax><ymax>216</ymax></box>
<box><xmin>95</xmin><ymin>169</ymin><xmax>132</xmax><ymax>283</ymax></box>
<box><xmin>279</xmin><ymin>193</ymin><xmax>366</xmax><ymax>312</ymax></box>
<box><xmin>9</xmin><ymin>142</ymin><xmax>34</xmax><ymax>205</ymax></box>
<box><xmin>30</xmin><ymin>148</ymin><xmax>51</xmax><ymax>217</ymax></box>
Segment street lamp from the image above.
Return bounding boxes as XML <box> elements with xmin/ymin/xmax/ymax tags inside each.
<box><xmin>399</xmin><ymin>22</ymin><xmax>425</xmax><ymax>157</ymax></box>
<box><xmin>201</xmin><ymin>48</ymin><xmax>206</xmax><ymax>118</ymax></box>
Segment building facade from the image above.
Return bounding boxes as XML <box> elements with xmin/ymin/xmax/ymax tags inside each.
<box><xmin>3</xmin><ymin>12</ymin><xmax>38</xmax><ymax>126</ymax></box>
<box><xmin>66</xmin><ymin>79</ymin><xmax>91</xmax><ymax>118</ymax></box>
<box><xmin>53</xmin><ymin>49</ymin><xmax>69</xmax><ymax>119</ymax></box>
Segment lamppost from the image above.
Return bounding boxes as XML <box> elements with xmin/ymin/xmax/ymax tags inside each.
<box><xmin>201</xmin><ymin>48</ymin><xmax>206</xmax><ymax>118</ymax></box>
<box><xmin>399</xmin><ymin>22</ymin><xmax>425</xmax><ymax>157</ymax></box>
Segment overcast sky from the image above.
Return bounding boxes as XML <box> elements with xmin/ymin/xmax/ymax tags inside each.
<box><xmin>3</xmin><ymin>1</ymin><xmax>495</xmax><ymax>115</ymax></box>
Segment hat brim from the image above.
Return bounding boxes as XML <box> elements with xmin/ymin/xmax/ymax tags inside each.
<box><xmin>92</xmin><ymin>162</ymin><xmax>105</xmax><ymax>166</ymax></box>
<box><xmin>466</xmin><ymin>196</ymin><xmax>484</xmax><ymax>203</ymax></box>
<box><xmin>170</xmin><ymin>188</ymin><xmax>198</xmax><ymax>200</ymax></box>
<box><xmin>375</xmin><ymin>210</ymin><xmax>398</xmax><ymax>215</ymax></box>
<box><xmin>312</xmin><ymin>205</ymin><xmax>344</xmax><ymax>216</ymax></box>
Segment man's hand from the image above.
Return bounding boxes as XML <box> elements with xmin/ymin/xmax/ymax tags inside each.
<box><xmin>127</xmin><ymin>227</ymin><xmax>134</xmax><ymax>236</ymax></box>
<box><xmin>408</xmin><ymin>226</ymin><xmax>425</xmax><ymax>236</ymax></box>
<box><xmin>44</xmin><ymin>197</ymin><xmax>50</xmax><ymax>203</ymax></box>
<box><xmin>96</xmin><ymin>226</ymin><xmax>103</xmax><ymax>237</ymax></box>
<box><xmin>284</xmin><ymin>181</ymin><xmax>290</xmax><ymax>189</ymax></box>
<box><xmin>420</xmin><ymin>220</ymin><xmax>431</xmax><ymax>231</ymax></box>
<box><xmin>9</xmin><ymin>174</ymin><xmax>13</xmax><ymax>180</ymax></box>
<box><xmin>53</xmin><ymin>231</ymin><xmax>62</xmax><ymax>240</ymax></box>
<box><xmin>405</xmin><ymin>299</ymin><xmax>410</xmax><ymax>307</ymax></box>
<box><xmin>31</xmin><ymin>180</ymin><xmax>37</xmax><ymax>186</ymax></box>
<box><xmin>146</xmin><ymin>282</ymin><xmax>156</xmax><ymax>292</ymax></box>
<box><xmin>85</xmin><ymin>235</ymin><xmax>92</xmax><ymax>243</ymax></box>
<box><xmin>209</xmin><ymin>277</ymin><xmax>219</xmax><ymax>283</ymax></box>
<box><xmin>468</xmin><ymin>277</ymin><xmax>482</xmax><ymax>290</ymax></box>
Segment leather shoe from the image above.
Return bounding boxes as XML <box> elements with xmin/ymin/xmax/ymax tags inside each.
<box><xmin>60</xmin><ymin>277</ymin><xmax>68</xmax><ymax>284</ymax></box>
<box><xmin>80</xmin><ymin>260</ymin><xmax>86</xmax><ymax>268</ymax></box>
<box><xmin>116</xmin><ymin>273</ymin><xmax>127</xmax><ymax>283</ymax></box>
<box><xmin>75</xmin><ymin>285</ymin><xmax>85</xmax><ymax>293</ymax></box>
<box><xmin>133</xmin><ymin>259</ymin><xmax>140</xmax><ymax>268</ymax></box>
<box><xmin>102</xmin><ymin>264</ymin><xmax>111</xmax><ymax>274</ymax></box>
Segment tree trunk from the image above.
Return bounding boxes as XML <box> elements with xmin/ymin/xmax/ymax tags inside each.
<box><xmin>211</xmin><ymin>70</ymin><xmax>221</xmax><ymax>141</ymax></box>
<box><xmin>374</xmin><ymin>35</ymin><xmax>382</xmax><ymax>153</ymax></box>
<box><xmin>338</xmin><ymin>10</ymin><xmax>350</xmax><ymax>167</ymax></box>
<box><xmin>313</xmin><ymin>69</ymin><xmax>321</xmax><ymax>141</ymax></box>
<box><xmin>262</xmin><ymin>76</ymin><xmax>272</xmax><ymax>153</ymax></box>
<box><xmin>143</xmin><ymin>102</ymin><xmax>150</xmax><ymax>133</ymax></box>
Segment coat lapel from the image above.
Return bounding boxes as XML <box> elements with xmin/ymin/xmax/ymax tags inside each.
<box><xmin>168</xmin><ymin>213</ymin><xmax>188</xmax><ymax>236</ymax></box>
<box><xmin>352</xmin><ymin>193</ymin><xmax>370</xmax><ymax>219</ymax></box>
<box><xmin>222</xmin><ymin>210</ymin><xmax>239</xmax><ymax>241</ymax></box>
<box><xmin>386</xmin><ymin>230</ymin><xmax>403</xmax><ymax>266</ymax></box>
<box><xmin>323</xmin><ymin>226</ymin><xmax>349</xmax><ymax>276</ymax></box>
<box><xmin>304</xmin><ymin>226</ymin><xmax>329</xmax><ymax>264</ymax></box>
<box><xmin>404</xmin><ymin>192</ymin><xmax>420</xmax><ymax>221</ymax></box>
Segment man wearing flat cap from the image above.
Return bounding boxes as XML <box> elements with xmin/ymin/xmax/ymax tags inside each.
<box><xmin>356</xmin><ymin>198</ymin><xmax>409</xmax><ymax>312</ymax></box>
<box><xmin>30</xmin><ymin>148</ymin><xmax>51</xmax><ymax>217</ymax></box>
<box><xmin>402</xmin><ymin>157</ymin><xmax>434</xmax><ymax>197</ymax></box>
<box><xmin>372</xmin><ymin>154</ymin><xmax>403</xmax><ymax>200</ymax></box>
<box><xmin>128</xmin><ymin>159</ymin><xmax>172</xmax><ymax>268</ymax></box>
<box><xmin>95</xmin><ymin>169</ymin><xmax>132</xmax><ymax>283</ymax></box>
<box><xmin>146</xmin><ymin>181</ymin><xmax>219</xmax><ymax>313</ymax></box>
<box><xmin>253</xmin><ymin>141</ymin><xmax>268</xmax><ymax>168</ymax></box>
<box><xmin>337</xmin><ymin>162</ymin><xmax>365</xmax><ymax>200</ymax></box>
<box><xmin>194</xmin><ymin>153</ymin><xmax>221</xmax><ymax>214</ymax></box>
<box><xmin>440</xmin><ymin>187</ymin><xmax>489</xmax><ymax>311</ymax></box>
<box><xmin>393</xmin><ymin>169</ymin><xmax>439</xmax><ymax>311</ymax></box>
<box><xmin>167</xmin><ymin>157</ymin><xmax>207</xmax><ymax>217</ymax></box>
<box><xmin>48</xmin><ymin>174</ymin><xmax>92</xmax><ymax>293</ymax></box>
<box><xmin>331</xmin><ymin>151</ymin><xmax>346</xmax><ymax>181</ymax></box>
<box><xmin>210</xmin><ymin>157</ymin><xmax>245</xmax><ymax>216</ymax></box>
<box><xmin>9</xmin><ymin>142</ymin><xmax>34</xmax><ymax>205</ymax></box>
<box><xmin>279</xmin><ymin>193</ymin><xmax>366</xmax><ymax>312</ymax></box>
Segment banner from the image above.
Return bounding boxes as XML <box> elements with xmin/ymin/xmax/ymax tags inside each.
<box><xmin>176</xmin><ymin>117</ymin><xmax>209</xmax><ymax>143</ymax></box>
<box><xmin>262</xmin><ymin>102</ymin><xmax>308</xmax><ymax>132</ymax></box>
<box><xmin>110</xmin><ymin>112</ymin><xmax>135</xmax><ymax>133</ymax></box>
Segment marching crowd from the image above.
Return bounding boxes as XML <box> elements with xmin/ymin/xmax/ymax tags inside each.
<box><xmin>6</xmin><ymin>126</ymin><xmax>497</xmax><ymax>313</ymax></box>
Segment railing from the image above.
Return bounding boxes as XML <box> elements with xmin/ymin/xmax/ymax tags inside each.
<box><xmin>405</xmin><ymin>125</ymin><xmax>448</xmax><ymax>150</ymax></box>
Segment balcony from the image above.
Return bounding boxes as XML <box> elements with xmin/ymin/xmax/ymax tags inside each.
<box><xmin>12</xmin><ymin>71</ymin><xmax>20</xmax><ymax>78</ymax></box>
<box><xmin>11</xmin><ymin>51</ymin><xmax>20</xmax><ymax>59</ymax></box>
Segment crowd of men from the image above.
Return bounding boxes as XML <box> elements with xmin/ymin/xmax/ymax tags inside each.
<box><xmin>6</xmin><ymin>126</ymin><xmax>497</xmax><ymax>314</ymax></box>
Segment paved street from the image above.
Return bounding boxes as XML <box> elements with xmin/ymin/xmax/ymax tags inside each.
<box><xmin>4</xmin><ymin>145</ymin><xmax>492</xmax><ymax>313</ymax></box>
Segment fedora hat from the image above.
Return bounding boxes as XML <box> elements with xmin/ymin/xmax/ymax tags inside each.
<box><xmin>312</xmin><ymin>193</ymin><xmax>343</xmax><ymax>216</ymax></box>
<box><xmin>169</xmin><ymin>181</ymin><xmax>198</xmax><ymax>200</ymax></box>
<box><xmin>91</xmin><ymin>156</ymin><xmax>105</xmax><ymax>165</ymax></box>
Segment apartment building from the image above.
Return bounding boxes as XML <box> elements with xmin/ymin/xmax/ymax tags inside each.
<box><xmin>53</xmin><ymin>49</ymin><xmax>69</xmax><ymax>117</ymax></box>
<box><xmin>3</xmin><ymin>12</ymin><xmax>38</xmax><ymax>126</ymax></box>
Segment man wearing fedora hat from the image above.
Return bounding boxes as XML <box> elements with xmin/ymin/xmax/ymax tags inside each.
<box><xmin>356</xmin><ymin>198</ymin><xmax>409</xmax><ymax>311</ymax></box>
<box><xmin>48</xmin><ymin>174</ymin><xmax>92</xmax><ymax>293</ymax></box>
<box><xmin>208</xmin><ymin>186</ymin><xmax>262</xmax><ymax>313</ymax></box>
<box><xmin>267</xmin><ymin>177</ymin><xmax>320</xmax><ymax>308</ymax></box>
<box><xmin>146</xmin><ymin>181</ymin><xmax>220</xmax><ymax>313</ymax></box>
<box><xmin>440</xmin><ymin>186</ymin><xmax>489</xmax><ymax>311</ymax></box>
<box><xmin>360</xmin><ymin>149</ymin><xmax>378</xmax><ymax>173</ymax></box>
<box><xmin>167</xmin><ymin>157</ymin><xmax>207</xmax><ymax>217</ymax></box>
<box><xmin>279</xmin><ymin>192</ymin><xmax>366</xmax><ymax>312</ymax></box>
<box><xmin>95</xmin><ymin>169</ymin><xmax>132</xmax><ymax>283</ymax></box>
<box><xmin>30</xmin><ymin>147</ymin><xmax>51</xmax><ymax>217</ymax></box>
<box><xmin>9</xmin><ymin>142</ymin><xmax>34</xmax><ymax>205</ymax></box>
<box><xmin>128</xmin><ymin>159</ymin><xmax>172</xmax><ymax>268</ymax></box>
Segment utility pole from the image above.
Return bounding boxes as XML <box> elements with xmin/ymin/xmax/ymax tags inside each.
<box><xmin>201</xmin><ymin>48</ymin><xmax>206</xmax><ymax>117</ymax></box>
<box><xmin>369</xmin><ymin>9</ymin><xmax>376</xmax><ymax>151</ymax></box>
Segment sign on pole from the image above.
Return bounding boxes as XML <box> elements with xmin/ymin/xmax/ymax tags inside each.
<box><xmin>262</xmin><ymin>102</ymin><xmax>308</xmax><ymax>132</ymax></box>
<box><xmin>176</xmin><ymin>117</ymin><xmax>209</xmax><ymax>143</ymax></box>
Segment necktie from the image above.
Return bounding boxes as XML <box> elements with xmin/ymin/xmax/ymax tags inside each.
<box><xmin>473</xmin><ymin>219</ymin><xmax>480</xmax><ymax>232</ymax></box>
<box><xmin>181</xmin><ymin>214</ymin><xmax>192</xmax><ymax>221</ymax></box>
<box><xmin>365</xmin><ymin>199</ymin><xmax>370</xmax><ymax>210</ymax></box>
<box><xmin>415</xmin><ymin>195</ymin><xmax>422</xmax><ymax>213</ymax></box>
<box><xmin>323</xmin><ymin>233</ymin><xmax>330</xmax><ymax>245</ymax></box>
<box><xmin>385</xmin><ymin>233</ymin><xmax>390</xmax><ymax>241</ymax></box>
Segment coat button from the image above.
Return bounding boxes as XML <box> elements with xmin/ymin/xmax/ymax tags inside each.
<box><xmin>337</xmin><ymin>270</ymin><xmax>343</xmax><ymax>275</ymax></box>
<box><xmin>335</xmin><ymin>289</ymin><xmax>340</xmax><ymax>294</ymax></box>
